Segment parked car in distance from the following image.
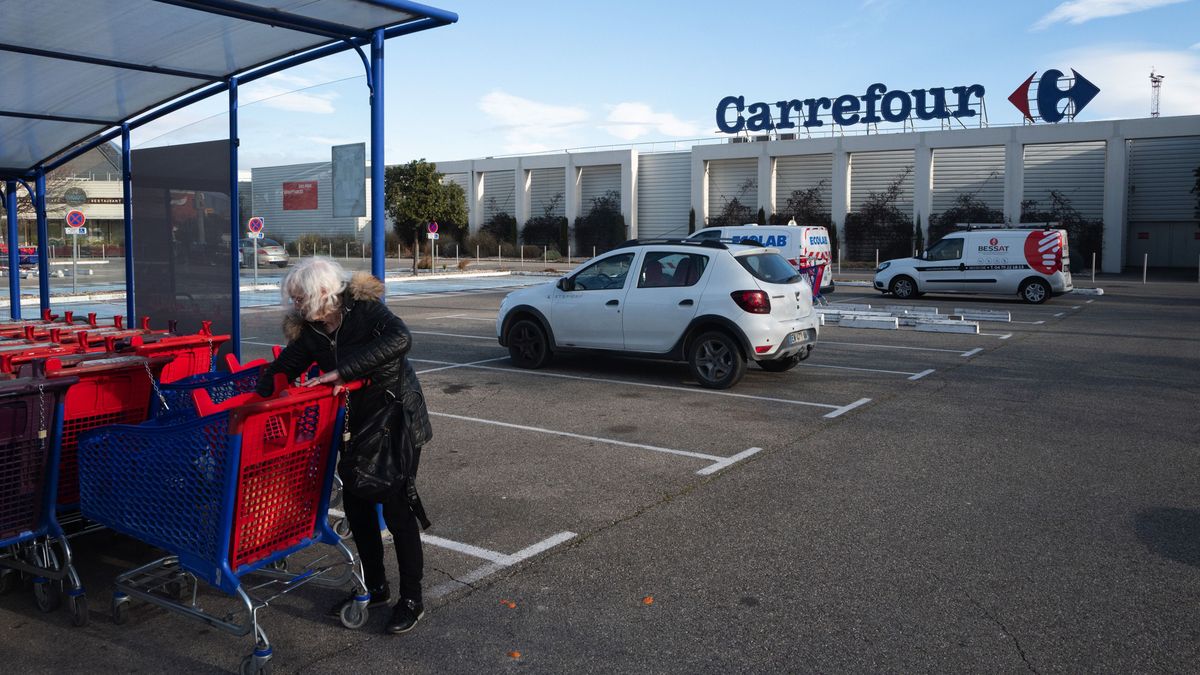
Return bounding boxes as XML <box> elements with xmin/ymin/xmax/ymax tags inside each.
<box><xmin>496</xmin><ymin>239</ymin><xmax>820</xmax><ymax>389</ymax></box>
<box><xmin>873</xmin><ymin>227</ymin><xmax>1072</xmax><ymax>304</ymax></box>
<box><xmin>240</xmin><ymin>238</ymin><xmax>289</xmax><ymax>268</ymax></box>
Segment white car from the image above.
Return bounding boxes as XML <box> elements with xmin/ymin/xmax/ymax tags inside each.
<box><xmin>496</xmin><ymin>239</ymin><xmax>820</xmax><ymax>389</ymax></box>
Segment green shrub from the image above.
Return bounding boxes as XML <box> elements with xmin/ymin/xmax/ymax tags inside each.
<box><xmin>573</xmin><ymin>190</ymin><xmax>626</xmax><ymax>254</ymax></box>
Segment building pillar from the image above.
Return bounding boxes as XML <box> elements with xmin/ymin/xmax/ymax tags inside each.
<box><xmin>913</xmin><ymin>144</ymin><xmax>933</xmax><ymax>236</ymax></box>
<box><xmin>1003</xmin><ymin>140</ymin><xmax>1024</xmax><ymax>224</ymax></box>
<box><xmin>691</xmin><ymin>155</ymin><xmax>707</xmax><ymax>227</ymax></box>
<box><xmin>564</xmin><ymin>159</ymin><xmax>580</xmax><ymax>228</ymax></box>
<box><xmin>831</xmin><ymin>149</ymin><xmax>850</xmax><ymax>231</ymax></box>
<box><xmin>1102</xmin><ymin>136</ymin><xmax>1128</xmax><ymax>273</ymax></box>
<box><xmin>471</xmin><ymin>170</ymin><xmax>484</xmax><ymax>233</ymax></box>
<box><xmin>758</xmin><ymin>153</ymin><xmax>776</xmax><ymax>220</ymax></box>
<box><xmin>621</xmin><ymin>154</ymin><xmax>636</xmax><ymax>238</ymax></box>
<box><xmin>515</xmin><ymin>166</ymin><xmax>530</xmax><ymax>241</ymax></box>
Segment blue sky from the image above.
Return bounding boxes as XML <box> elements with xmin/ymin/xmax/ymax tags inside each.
<box><xmin>133</xmin><ymin>0</ymin><xmax>1200</xmax><ymax>171</ymax></box>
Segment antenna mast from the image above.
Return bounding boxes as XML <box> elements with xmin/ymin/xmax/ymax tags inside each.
<box><xmin>1150</xmin><ymin>69</ymin><xmax>1164</xmax><ymax>118</ymax></box>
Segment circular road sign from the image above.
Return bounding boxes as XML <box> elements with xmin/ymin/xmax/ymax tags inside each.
<box><xmin>248</xmin><ymin>216</ymin><xmax>265</xmax><ymax>233</ymax></box>
<box><xmin>66</xmin><ymin>210</ymin><xmax>86</xmax><ymax>228</ymax></box>
<box><xmin>428</xmin><ymin>221</ymin><xmax>438</xmax><ymax>234</ymax></box>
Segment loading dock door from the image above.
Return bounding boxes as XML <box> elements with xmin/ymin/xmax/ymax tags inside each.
<box><xmin>1126</xmin><ymin>223</ymin><xmax>1200</xmax><ymax>269</ymax></box>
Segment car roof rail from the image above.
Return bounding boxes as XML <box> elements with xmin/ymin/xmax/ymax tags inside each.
<box><xmin>954</xmin><ymin>222</ymin><xmax>1061</xmax><ymax>231</ymax></box>
<box><xmin>612</xmin><ymin>238</ymin><xmax>732</xmax><ymax>250</ymax></box>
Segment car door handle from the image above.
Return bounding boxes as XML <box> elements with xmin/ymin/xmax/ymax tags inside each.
<box><xmin>606</xmin><ymin>299</ymin><xmax>619</xmax><ymax>306</ymax></box>
<box><xmin>958</xmin><ymin>263</ymin><xmax>966</xmax><ymax>271</ymax></box>
<box><xmin>678</xmin><ymin>299</ymin><xmax>694</xmax><ymax>306</ymax></box>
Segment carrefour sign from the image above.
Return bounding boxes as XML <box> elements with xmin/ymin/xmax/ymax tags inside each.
<box><xmin>716</xmin><ymin>83</ymin><xmax>986</xmax><ymax>133</ymax></box>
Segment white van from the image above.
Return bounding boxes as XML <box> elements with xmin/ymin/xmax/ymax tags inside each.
<box><xmin>873</xmin><ymin>227</ymin><xmax>1073</xmax><ymax>304</ymax></box>
<box><xmin>689</xmin><ymin>222</ymin><xmax>834</xmax><ymax>294</ymax></box>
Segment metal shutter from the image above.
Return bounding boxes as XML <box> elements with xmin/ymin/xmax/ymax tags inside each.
<box><xmin>529</xmin><ymin>167</ymin><xmax>566</xmax><ymax>219</ymax></box>
<box><xmin>850</xmin><ymin>150</ymin><xmax>914</xmax><ymax>215</ymax></box>
<box><xmin>482</xmin><ymin>170</ymin><xmax>516</xmax><ymax>224</ymax></box>
<box><xmin>707</xmin><ymin>158</ymin><xmax>758</xmax><ymax>223</ymax></box>
<box><xmin>931</xmin><ymin>146</ymin><xmax>1005</xmax><ymax>216</ymax></box>
<box><xmin>1022</xmin><ymin>141</ymin><xmax>1105</xmax><ymax>220</ymax></box>
<box><xmin>250</xmin><ymin>162</ymin><xmax>374</xmax><ymax>243</ymax></box>
<box><xmin>1128</xmin><ymin>136</ymin><xmax>1200</xmax><ymax>222</ymax></box>
<box><xmin>579</xmin><ymin>164</ymin><xmax>622</xmax><ymax>213</ymax></box>
<box><xmin>775</xmin><ymin>154</ymin><xmax>833</xmax><ymax>219</ymax></box>
<box><xmin>636</xmin><ymin>152</ymin><xmax>692</xmax><ymax>238</ymax></box>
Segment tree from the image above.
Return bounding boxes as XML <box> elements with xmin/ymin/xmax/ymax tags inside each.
<box><xmin>384</xmin><ymin>159</ymin><xmax>467</xmax><ymax>247</ymax></box>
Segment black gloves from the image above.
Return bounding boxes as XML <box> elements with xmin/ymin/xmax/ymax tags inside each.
<box><xmin>255</xmin><ymin>371</ymin><xmax>276</xmax><ymax>398</ymax></box>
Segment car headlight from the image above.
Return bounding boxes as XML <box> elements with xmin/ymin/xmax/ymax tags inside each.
<box><xmin>875</xmin><ymin>261</ymin><xmax>891</xmax><ymax>273</ymax></box>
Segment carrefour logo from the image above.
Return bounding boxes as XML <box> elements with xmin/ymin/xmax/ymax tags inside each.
<box><xmin>1007</xmin><ymin>69</ymin><xmax>1099</xmax><ymax>123</ymax></box>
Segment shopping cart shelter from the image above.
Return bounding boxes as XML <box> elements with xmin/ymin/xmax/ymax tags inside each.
<box><xmin>1</xmin><ymin>3</ymin><xmax>457</xmax><ymax>672</ymax></box>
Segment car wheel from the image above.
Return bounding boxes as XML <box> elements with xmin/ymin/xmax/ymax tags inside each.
<box><xmin>1019</xmin><ymin>278</ymin><xmax>1050</xmax><ymax>304</ymax></box>
<box><xmin>275</xmin><ymin>262</ymin><xmax>287</xmax><ymax>268</ymax></box>
<box><xmin>757</xmin><ymin>354</ymin><xmax>801</xmax><ymax>372</ymax></box>
<box><xmin>889</xmin><ymin>275</ymin><xmax>917</xmax><ymax>300</ymax></box>
<box><xmin>689</xmin><ymin>331</ymin><xmax>746</xmax><ymax>389</ymax></box>
<box><xmin>507</xmin><ymin>319</ymin><xmax>552</xmax><ymax>369</ymax></box>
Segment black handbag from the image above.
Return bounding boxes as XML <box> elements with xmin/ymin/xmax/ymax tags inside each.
<box><xmin>338</xmin><ymin>392</ymin><xmax>410</xmax><ymax>502</ymax></box>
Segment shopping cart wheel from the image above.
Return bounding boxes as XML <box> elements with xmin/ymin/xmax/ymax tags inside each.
<box><xmin>68</xmin><ymin>593</ymin><xmax>89</xmax><ymax>627</ymax></box>
<box><xmin>240</xmin><ymin>654</ymin><xmax>272</xmax><ymax>675</ymax></box>
<box><xmin>111</xmin><ymin>595</ymin><xmax>130</xmax><ymax>625</ymax></box>
<box><xmin>339</xmin><ymin>600</ymin><xmax>369</xmax><ymax>629</ymax></box>
<box><xmin>332</xmin><ymin>517</ymin><xmax>352</xmax><ymax>538</ymax></box>
<box><xmin>0</xmin><ymin>570</ymin><xmax>17</xmax><ymax>595</ymax></box>
<box><xmin>268</xmin><ymin>558</ymin><xmax>289</xmax><ymax>573</ymax></box>
<box><xmin>33</xmin><ymin>580</ymin><xmax>60</xmax><ymax>613</ymax></box>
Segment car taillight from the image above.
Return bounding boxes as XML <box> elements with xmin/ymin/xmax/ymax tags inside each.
<box><xmin>731</xmin><ymin>290</ymin><xmax>771</xmax><ymax>314</ymax></box>
<box><xmin>258</xmin><ymin>248</ymin><xmax>267</xmax><ymax>254</ymax></box>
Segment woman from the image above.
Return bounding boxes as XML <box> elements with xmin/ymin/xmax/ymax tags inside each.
<box><xmin>255</xmin><ymin>257</ymin><xmax>432</xmax><ymax>634</ymax></box>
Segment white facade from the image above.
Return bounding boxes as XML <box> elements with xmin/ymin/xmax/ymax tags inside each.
<box><xmin>434</xmin><ymin>114</ymin><xmax>1200</xmax><ymax>273</ymax></box>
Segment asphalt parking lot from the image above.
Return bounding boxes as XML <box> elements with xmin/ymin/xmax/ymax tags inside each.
<box><xmin>4</xmin><ymin>273</ymin><xmax>1199</xmax><ymax>673</ymax></box>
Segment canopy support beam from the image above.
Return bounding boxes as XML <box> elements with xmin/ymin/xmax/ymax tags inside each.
<box><xmin>121</xmin><ymin>125</ymin><xmax>135</xmax><ymax>323</ymax></box>
<box><xmin>0</xmin><ymin>42</ymin><xmax>214</xmax><ymax>80</ymax></box>
<box><xmin>370</xmin><ymin>29</ymin><xmax>385</xmax><ymax>283</ymax></box>
<box><xmin>229</xmin><ymin>78</ymin><xmax>242</xmax><ymax>360</ymax></box>
<box><xmin>5</xmin><ymin>181</ymin><xmax>19</xmax><ymax>320</ymax></box>
<box><xmin>152</xmin><ymin>0</ymin><xmax>371</xmax><ymax>40</ymax></box>
<box><xmin>35</xmin><ymin>171</ymin><xmax>50</xmax><ymax>314</ymax></box>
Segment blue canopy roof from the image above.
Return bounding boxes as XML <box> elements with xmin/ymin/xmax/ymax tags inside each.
<box><xmin>0</xmin><ymin>0</ymin><xmax>457</xmax><ymax>175</ymax></box>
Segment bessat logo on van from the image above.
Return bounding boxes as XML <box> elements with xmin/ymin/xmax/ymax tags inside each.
<box><xmin>1024</xmin><ymin>230</ymin><xmax>1062</xmax><ymax>274</ymax></box>
<box><xmin>978</xmin><ymin>237</ymin><xmax>1009</xmax><ymax>253</ymax></box>
<box><xmin>989</xmin><ymin>237</ymin><xmax>998</xmax><ymax>246</ymax></box>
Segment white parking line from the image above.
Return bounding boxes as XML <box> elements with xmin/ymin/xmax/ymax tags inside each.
<box><xmin>425</xmin><ymin>531</ymin><xmax>577</xmax><ymax>600</ymax></box>
<box><xmin>800</xmin><ymin>363</ymin><xmax>931</xmax><ymax>379</ymax></box>
<box><xmin>242</xmin><ymin>340</ymin><xmax>280</xmax><ymax>348</ymax></box>
<box><xmin>961</xmin><ymin>348</ymin><xmax>983</xmax><ymax>358</ymax></box>
<box><xmin>980</xmin><ymin>332</ymin><xmax>1013</xmax><ymax>339</ymax></box>
<box><xmin>825</xmin><ymin>398</ymin><xmax>871</xmax><ymax>418</ymax></box>
<box><xmin>415</xmin><ymin>356</ymin><xmax>509</xmax><ymax>374</ymax></box>
<box><xmin>426</xmin><ymin>314</ymin><xmax>495</xmax><ymax>322</ymax></box>
<box><xmin>1071</xmin><ymin>305</ymin><xmax>1081</xmax><ymax>310</ymax></box>
<box><xmin>1053</xmin><ymin>312</ymin><xmax>1064</xmax><ymax>317</ymax></box>
<box><xmin>432</xmin><ymin>362</ymin><xmax>852</xmax><ymax>413</ymax></box>
<box><xmin>1010</xmin><ymin>320</ymin><xmax>1045</xmax><ymax>325</ymax></box>
<box><xmin>411</xmin><ymin>330</ymin><xmax>496</xmax><ymax>341</ymax></box>
<box><xmin>1086</xmin><ymin>299</ymin><xmax>1095</xmax><ymax>304</ymax></box>
<box><xmin>696</xmin><ymin>447</ymin><xmax>763</xmax><ymax>475</ymax></box>
<box><xmin>822</xmin><ymin>340</ymin><xmax>969</xmax><ymax>355</ymax></box>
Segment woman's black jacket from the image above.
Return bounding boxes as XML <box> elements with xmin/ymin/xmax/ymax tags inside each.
<box><xmin>256</xmin><ymin>272</ymin><xmax>432</xmax><ymax>448</ymax></box>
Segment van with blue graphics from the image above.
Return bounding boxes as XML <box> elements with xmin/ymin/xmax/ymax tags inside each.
<box><xmin>689</xmin><ymin>223</ymin><xmax>834</xmax><ymax>294</ymax></box>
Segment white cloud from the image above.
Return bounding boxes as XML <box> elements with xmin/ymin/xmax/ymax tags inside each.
<box><xmin>1033</xmin><ymin>0</ymin><xmax>1187</xmax><ymax>30</ymax></box>
<box><xmin>1191</xmin><ymin>41</ymin><xmax>1200</xmax><ymax>49</ymax></box>
<box><xmin>243</xmin><ymin>84</ymin><xmax>338</xmax><ymax>114</ymax></box>
<box><xmin>1050</xmin><ymin>46</ymin><xmax>1200</xmax><ymax>118</ymax></box>
<box><xmin>478</xmin><ymin>91</ymin><xmax>590</xmax><ymax>154</ymax></box>
<box><xmin>602</xmin><ymin>103</ymin><xmax>706</xmax><ymax>141</ymax></box>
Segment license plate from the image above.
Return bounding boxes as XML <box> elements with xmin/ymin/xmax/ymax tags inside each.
<box><xmin>786</xmin><ymin>331</ymin><xmax>802</xmax><ymax>346</ymax></box>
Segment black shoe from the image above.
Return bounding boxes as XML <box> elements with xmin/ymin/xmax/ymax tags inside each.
<box><xmin>328</xmin><ymin>584</ymin><xmax>389</xmax><ymax>619</ymax></box>
<box><xmin>386</xmin><ymin>598</ymin><xmax>424</xmax><ymax>634</ymax></box>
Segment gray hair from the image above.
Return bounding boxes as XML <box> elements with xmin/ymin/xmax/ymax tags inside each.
<box><xmin>281</xmin><ymin>256</ymin><xmax>347</xmax><ymax>321</ymax></box>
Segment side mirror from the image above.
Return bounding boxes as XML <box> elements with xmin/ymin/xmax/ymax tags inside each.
<box><xmin>556</xmin><ymin>277</ymin><xmax>574</xmax><ymax>292</ymax></box>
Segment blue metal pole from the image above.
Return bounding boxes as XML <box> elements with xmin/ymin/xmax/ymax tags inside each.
<box><xmin>229</xmin><ymin>77</ymin><xmax>241</xmax><ymax>361</ymax></box>
<box><xmin>35</xmin><ymin>170</ymin><xmax>50</xmax><ymax>314</ymax></box>
<box><xmin>121</xmin><ymin>124</ymin><xmax>135</xmax><ymax>323</ymax></box>
<box><xmin>5</xmin><ymin>181</ymin><xmax>19</xmax><ymax>319</ymax></box>
<box><xmin>370</xmin><ymin>28</ymin><xmax>385</xmax><ymax>284</ymax></box>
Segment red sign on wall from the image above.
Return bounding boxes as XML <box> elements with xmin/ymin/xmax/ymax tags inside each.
<box><xmin>283</xmin><ymin>181</ymin><xmax>318</xmax><ymax>210</ymax></box>
<box><xmin>1137</xmin><ymin>232</ymin><xmax>1150</xmax><ymax>240</ymax></box>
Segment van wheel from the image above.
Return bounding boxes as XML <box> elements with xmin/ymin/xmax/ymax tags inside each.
<box><xmin>889</xmin><ymin>275</ymin><xmax>918</xmax><ymax>300</ymax></box>
<box><xmin>507</xmin><ymin>319</ymin><xmax>552</xmax><ymax>369</ymax></box>
<box><xmin>1019</xmin><ymin>278</ymin><xmax>1050</xmax><ymax>304</ymax></box>
<box><xmin>689</xmin><ymin>331</ymin><xmax>746</xmax><ymax>389</ymax></box>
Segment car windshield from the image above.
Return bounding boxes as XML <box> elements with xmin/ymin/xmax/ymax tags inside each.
<box><xmin>737</xmin><ymin>252</ymin><xmax>800</xmax><ymax>284</ymax></box>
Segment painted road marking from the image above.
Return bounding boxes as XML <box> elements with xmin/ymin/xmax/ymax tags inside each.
<box><xmin>411</xmin><ymin>330</ymin><xmax>497</xmax><ymax>341</ymax></box>
<box><xmin>425</xmin><ymin>362</ymin><xmax>862</xmax><ymax>415</ymax></box>
<box><xmin>1086</xmin><ymin>299</ymin><xmax>1095</xmax><ymax>304</ymax></box>
<box><xmin>800</xmin><ymin>363</ymin><xmax>935</xmax><ymax>380</ymax></box>
<box><xmin>826</xmin><ymin>398</ymin><xmax>872</xmax><ymax>418</ymax></box>
<box><xmin>1053</xmin><ymin>312</ymin><xmax>1064</xmax><ymax>318</ymax></box>
<box><xmin>961</xmin><ymin>348</ymin><xmax>983</xmax><ymax>358</ymax></box>
<box><xmin>430</xmin><ymin>412</ymin><xmax>763</xmax><ymax>476</ymax></box>
<box><xmin>822</xmin><ymin>340</ymin><xmax>971</xmax><ymax>355</ymax></box>
<box><xmin>1071</xmin><ymin>305</ymin><xmax>1081</xmax><ymax>310</ymax></box>
<box><xmin>425</xmin><ymin>531</ymin><xmax>577</xmax><ymax>600</ymax></box>
<box><xmin>980</xmin><ymin>332</ymin><xmax>1013</xmax><ymax>339</ymax></box>
<box><xmin>1010</xmin><ymin>320</ymin><xmax>1045</xmax><ymax>325</ymax></box>
<box><xmin>415</xmin><ymin>356</ymin><xmax>509</xmax><ymax>374</ymax></box>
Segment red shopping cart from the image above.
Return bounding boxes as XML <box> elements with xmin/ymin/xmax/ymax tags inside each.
<box><xmin>0</xmin><ymin>373</ymin><xmax>88</xmax><ymax>625</ymax></box>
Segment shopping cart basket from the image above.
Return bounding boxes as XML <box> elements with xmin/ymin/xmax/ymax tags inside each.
<box><xmin>78</xmin><ymin>382</ymin><xmax>368</xmax><ymax>673</ymax></box>
<box><xmin>0</xmin><ymin>374</ymin><xmax>89</xmax><ymax>626</ymax></box>
<box><xmin>134</xmin><ymin>321</ymin><xmax>230</xmax><ymax>384</ymax></box>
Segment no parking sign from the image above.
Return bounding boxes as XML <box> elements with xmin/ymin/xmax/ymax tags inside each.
<box><xmin>248</xmin><ymin>216</ymin><xmax>264</xmax><ymax>239</ymax></box>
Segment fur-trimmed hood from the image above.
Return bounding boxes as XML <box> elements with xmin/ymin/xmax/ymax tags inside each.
<box><xmin>282</xmin><ymin>271</ymin><xmax>385</xmax><ymax>342</ymax></box>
